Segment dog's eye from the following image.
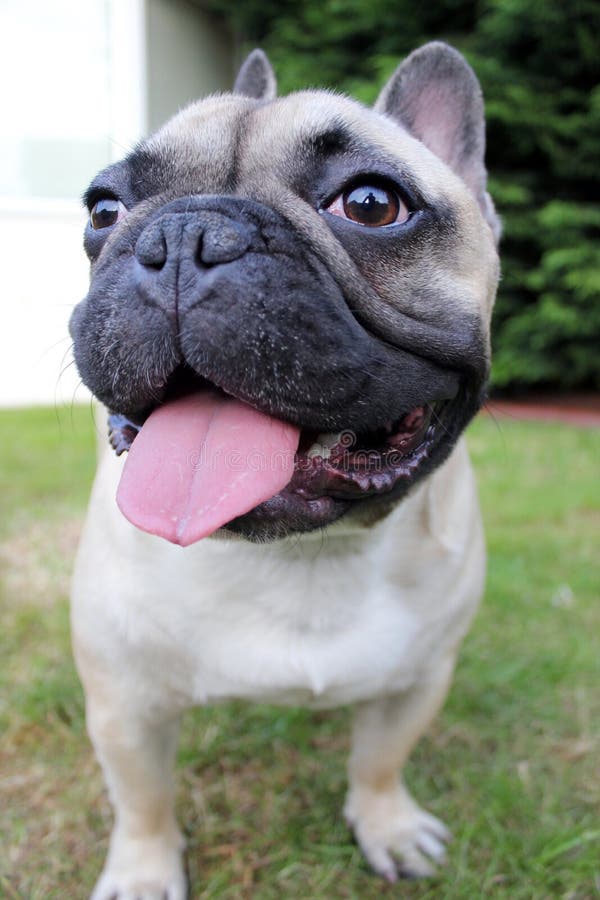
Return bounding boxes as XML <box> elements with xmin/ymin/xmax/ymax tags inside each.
<box><xmin>90</xmin><ymin>198</ymin><xmax>127</xmax><ymax>230</ymax></box>
<box><xmin>326</xmin><ymin>184</ymin><xmax>409</xmax><ymax>227</ymax></box>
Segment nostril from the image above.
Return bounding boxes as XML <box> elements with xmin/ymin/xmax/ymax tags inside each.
<box><xmin>194</xmin><ymin>234</ymin><xmax>205</xmax><ymax>269</ymax></box>
<box><xmin>135</xmin><ymin>227</ymin><xmax>168</xmax><ymax>270</ymax></box>
<box><xmin>198</xmin><ymin>220</ymin><xmax>252</xmax><ymax>266</ymax></box>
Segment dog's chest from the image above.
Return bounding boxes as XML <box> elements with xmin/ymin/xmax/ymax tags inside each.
<box><xmin>103</xmin><ymin>520</ymin><xmax>468</xmax><ymax>711</ymax></box>
<box><xmin>159</xmin><ymin>540</ymin><xmax>426</xmax><ymax>707</ymax></box>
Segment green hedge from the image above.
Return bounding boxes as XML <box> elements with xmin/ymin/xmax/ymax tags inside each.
<box><xmin>206</xmin><ymin>0</ymin><xmax>600</xmax><ymax>393</ymax></box>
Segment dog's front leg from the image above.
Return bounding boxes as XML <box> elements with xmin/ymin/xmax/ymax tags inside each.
<box><xmin>85</xmin><ymin>689</ymin><xmax>186</xmax><ymax>900</ymax></box>
<box><xmin>344</xmin><ymin>656</ymin><xmax>455</xmax><ymax>883</ymax></box>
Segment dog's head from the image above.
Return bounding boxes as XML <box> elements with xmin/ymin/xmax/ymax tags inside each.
<box><xmin>70</xmin><ymin>44</ymin><xmax>499</xmax><ymax>543</ymax></box>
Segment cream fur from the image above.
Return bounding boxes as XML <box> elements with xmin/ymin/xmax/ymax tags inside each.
<box><xmin>72</xmin><ymin>435</ymin><xmax>485</xmax><ymax>897</ymax></box>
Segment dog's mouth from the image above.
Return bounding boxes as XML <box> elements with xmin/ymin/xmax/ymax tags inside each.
<box><xmin>108</xmin><ymin>369</ymin><xmax>452</xmax><ymax>544</ymax></box>
<box><xmin>287</xmin><ymin>405</ymin><xmax>438</xmax><ymax>497</ymax></box>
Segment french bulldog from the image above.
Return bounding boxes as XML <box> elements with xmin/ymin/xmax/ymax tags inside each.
<box><xmin>69</xmin><ymin>43</ymin><xmax>500</xmax><ymax>899</ymax></box>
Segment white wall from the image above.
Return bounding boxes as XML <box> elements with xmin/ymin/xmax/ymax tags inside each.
<box><xmin>0</xmin><ymin>200</ymin><xmax>89</xmax><ymax>407</ymax></box>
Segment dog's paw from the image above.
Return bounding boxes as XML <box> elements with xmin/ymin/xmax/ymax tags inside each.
<box><xmin>90</xmin><ymin>828</ymin><xmax>187</xmax><ymax>900</ymax></box>
<box><xmin>344</xmin><ymin>782</ymin><xmax>451</xmax><ymax>882</ymax></box>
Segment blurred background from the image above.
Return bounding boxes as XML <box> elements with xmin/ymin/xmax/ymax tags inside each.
<box><xmin>0</xmin><ymin>0</ymin><xmax>598</xmax><ymax>408</ymax></box>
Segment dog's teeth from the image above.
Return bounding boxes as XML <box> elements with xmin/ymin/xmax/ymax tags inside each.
<box><xmin>306</xmin><ymin>431</ymin><xmax>343</xmax><ymax>460</ymax></box>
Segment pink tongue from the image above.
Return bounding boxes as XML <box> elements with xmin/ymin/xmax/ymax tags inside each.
<box><xmin>116</xmin><ymin>392</ymin><xmax>300</xmax><ymax>546</ymax></box>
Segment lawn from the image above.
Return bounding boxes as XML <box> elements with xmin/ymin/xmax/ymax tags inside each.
<box><xmin>0</xmin><ymin>406</ymin><xmax>598</xmax><ymax>899</ymax></box>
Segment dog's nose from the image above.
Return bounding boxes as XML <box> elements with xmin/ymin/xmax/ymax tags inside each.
<box><xmin>135</xmin><ymin>211</ymin><xmax>254</xmax><ymax>270</ymax></box>
<box><xmin>131</xmin><ymin>205</ymin><xmax>266</xmax><ymax>323</ymax></box>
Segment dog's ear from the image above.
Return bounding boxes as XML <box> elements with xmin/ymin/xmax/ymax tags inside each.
<box><xmin>375</xmin><ymin>42</ymin><xmax>500</xmax><ymax>240</ymax></box>
<box><xmin>233</xmin><ymin>49</ymin><xmax>277</xmax><ymax>101</ymax></box>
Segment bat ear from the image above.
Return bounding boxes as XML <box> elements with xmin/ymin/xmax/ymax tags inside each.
<box><xmin>375</xmin><ymin>42</ymin><xmax>500</xmax><ymax>241</ymax></box>
<box><xmin>233</xmin><ymin>49</ymin><xmax>277</xmax><ymax>101</ymax></box>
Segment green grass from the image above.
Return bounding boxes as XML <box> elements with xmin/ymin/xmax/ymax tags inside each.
<box><xmin>0</xmin><ymin>406</ymin><xmax>598</xmax><ymax>899</ymax></box>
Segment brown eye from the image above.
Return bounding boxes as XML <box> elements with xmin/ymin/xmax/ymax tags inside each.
<box><xmin>326</xmin><ymin>184</ymin><xmax>409</xmax><ymax>227</ymax></box>
<box><xmin>90</xmin><ymin>198</ymin><xmax>126</xmax><ymax>230</ymax></box>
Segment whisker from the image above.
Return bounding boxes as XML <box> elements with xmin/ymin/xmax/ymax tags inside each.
<box><xmin>429</xmin><ymin>402</ymin><xmax>453</xmax><ymax>440</ymax></box>
<box><xmin>480</xmin><ymin>399</ymin><xmax>507</xmax><ymax>451</ymax></box>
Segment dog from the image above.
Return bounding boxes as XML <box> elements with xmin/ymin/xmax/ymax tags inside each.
<box><xmin>69</xmin><ymin>43</ymin><xmax>500</xmax><ymax>898</ymax></box>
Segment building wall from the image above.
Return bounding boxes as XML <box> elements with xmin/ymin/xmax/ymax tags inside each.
<box><xmin>147</xmin><ymin>0</ymin><xmax>234</xmax><ymax>132</ymax></box>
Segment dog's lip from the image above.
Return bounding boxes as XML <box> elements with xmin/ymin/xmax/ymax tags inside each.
<box><xmin>286</xmin><ymin>404</ymin><xmax>438</xmax><ymax>501</ymax></box>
